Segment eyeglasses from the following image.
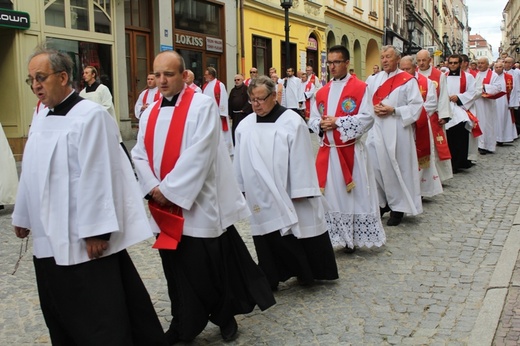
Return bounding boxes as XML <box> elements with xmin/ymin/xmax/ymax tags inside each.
<box><xmin>248</xmin><ymin>93</ymin><xmax>272</xmax><ymax>104</ymax></box>
<box><xmin>250</xmin><ymin>71</ymin><xmax>258</xmax><ymax>73</ymax></box>
<box><xmin>234</xmin><ymin>79</ymin><xmax>242</xmax><ymax>81</ymax></box>
<box><xmin>25</xmin><ymin>71</ymin><xmax>63</xmax><ymax>86</ymax></box>
<box><xmin>326</xmin><ymin>60</ymin><xmax>346</xmax><ymax>67</ymax></box>
<box><xmin>448</xmin><ymin>61</ymin><xmax>460</xmax><ymax>65</ymax></box>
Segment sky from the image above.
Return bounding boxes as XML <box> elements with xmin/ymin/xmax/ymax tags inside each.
<box><xmin>466</xmin><ymin>0</ymin><xmax>508</xmax><ymax>58</ymax></box>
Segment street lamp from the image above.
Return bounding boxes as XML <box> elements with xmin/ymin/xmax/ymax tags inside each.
<box><xmin>443</xmin><ymin>32</ymin><xmax>449</xmax><ymax>61</ymax></box>
<box><xmin>280</xmin><ymin>0</ymin><xmax>293</xmax><ymax>75</ymax></box>
<box><xmin>406</xmin><ymin>15</ymin><xmax>415</xmax><ymax>55</ymax></box>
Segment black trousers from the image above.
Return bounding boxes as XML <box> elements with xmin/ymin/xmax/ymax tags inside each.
<box><xmin>446</xmin><ymin>122</ymin><xmax>472</xmax><ymax>170</ymax></box>
<box><xmin>34</xmin><ymin>250</ymin><xmax>167</xmax><ymax>346</ymax></box>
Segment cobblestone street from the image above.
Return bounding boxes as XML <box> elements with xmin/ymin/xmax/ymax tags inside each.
<box><xmin>1</xmin><ymin>136</ymin><xmax>520</xmax><ymax>345</ymax></box>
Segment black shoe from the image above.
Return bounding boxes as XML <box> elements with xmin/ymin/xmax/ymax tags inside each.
<box><xmin>478</xmin><ymin>148</ymin><xmax>487</xmax><ymax>155</ymax></box>
<box><xmin>0</xmin><ymin>205</ymin><xmax>4</xmax><ymax>210</ymax></box>
<box><xmin>165</xmin><ymin>329</ymin><xmax>180</xmax><ymax>345</ymax></box>
<box><xmin>387</xmin><ymin>211</ymin><xmax>404</xmax><ymax>226</ymax></box>
<box><xmin>497</xmin><ymin>142</ymin><xmax>504</xmax><ymax>147</ymax></box>
<box><xmin>220</xmin><ymin>317</ymin><xmax>238</xmax><ymax>342</ymax></box>
<box><xmin>344</xmin><ymin>246</ymin><xmax>356</xmax><ymax>254</ymax></box>
<box><xmin>380</xmin><ymin>205</ymin><xmax>391</xmax><ymax>217</ymax></box>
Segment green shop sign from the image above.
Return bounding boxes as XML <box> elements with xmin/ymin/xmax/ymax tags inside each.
<box><xmin>0</xmin><ymin>9</ymin><xmax>30</xmax><ymax>30</ymax></box>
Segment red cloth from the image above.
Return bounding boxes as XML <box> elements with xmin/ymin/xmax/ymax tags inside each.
<box><xmin>415</xmin><ymin>74</ymin><xmax>432</xmax><ymax>168</ymax></box>
<box><xmin>372</xmin><ymin>72</ymin><xmax>414</xmax><ymax>105</ymax></box>
<box><xmin>144</xmin><ymin>87</ymin><xmax>195</xmax><ymax>249</ymax></box>
<box><xmin>315</xmin><ymin>77</ymin><xmax>367</xmax><ymax>192</ymax></box>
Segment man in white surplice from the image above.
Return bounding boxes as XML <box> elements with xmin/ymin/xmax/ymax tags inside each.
<box><xmin>400</xmin><ymin>56</ymin><xmax>443</xmax><ymax>198</ymax></box>
<box><xmin>416</xmin><ymin>49</ymin><xmax>453</xmax><ymax>182</ymax></box>
<box><xmin>12</xmin><ymin>47</ymin><xmax>166</xmax><ymax>344</ymax></box>
<box><xmin>473</xmin><ymin>57</ymin><xmax>502</xmax><ymax>154</ymax></box>
<box><xmin>445</xmin><ymin>55</ymin><xmax>478</xmax><ymax>172</ymax></box>
<box><xmin>233</xmin><ymin>75</ymin><xmax>338</xmax><ymax>290</ymax></box>
<box><xmin>132</xmin><ymin>51</ymin><xmax>274</xmax><ymax>344</ymax></box>
<box><xmin>134</xmin><ymin>72</ymin><xmax>159</xmax><ymax>119</ymax></box>
<box><xmin>202</xmin><ymin>66</ymin><xmax>233</xmax><ymax>156</ymax></box>
<box><xmin>366</xmin><ymin>45</ymin><xmax>423</xmax><ymax>227</ymax></box>
<box><xmin>308</xmin><ymin>44</ymin><xmax>385</xmax><ymax>253</ymax></box>
<box><xmin>504</xmin><ymin>57</ymin><xmax>520</xmax><ymax>133</ymax></box>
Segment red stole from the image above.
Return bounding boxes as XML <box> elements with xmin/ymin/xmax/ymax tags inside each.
<box><xmin>315</xmin><ymin>77</ymin><xmax>366</xmax><ymax>193</ymax></box>
<box><xmin>448</xmin><ymin>71</ymin><xmax>483</xmax><ymax>138</ymax></box>
<box><xmin>142</xmin><ymin>88</ymin><xmax>160</xmax><ymax>104</ymax></box>
<box><xmin>244</xmin><ymin>78</ymin><xmax>251</xmax><ymax>86</ymax></box>
<box><xmin>203</xmin><ymin>80</ymin><xmax>228</xmax><ymax>131</ymax></box>
<box><xmin>144</xmin><ymin>87</ymin><xmax>195</xmax><ymax>250</ymax></box>
<box><xmin>304</xmin><ymin>79</ymin><xmax>313</xmax><ymax>119</ymax></box>
<box><xmin>372</xmin><ymin>72</ymin><xmax>414</xmax><ymax>105</ymax></box>
<box><xmin>426</xmin><ymin>69</ymin><xmax>451</xmax><ymax>160</ymax></box>
<box><xmin>415</xmin><ymin>74</ymin><xmax>431</xmax><ymax>168</ymax></box>
<box><xmin>469</xmin><ymin>69</ymin><xmax>478</xmax><ymax>77</ymax></box>
<box><xmin>504</xmin><ymin>73</ymin><xmax>515</xmax><ymax>123</ymax></box>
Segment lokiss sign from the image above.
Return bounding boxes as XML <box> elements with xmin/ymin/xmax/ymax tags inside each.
<box><xmin>0</xmin><ymin>9</ymin><xmax>30</xmax><ymax>30</ymax></box>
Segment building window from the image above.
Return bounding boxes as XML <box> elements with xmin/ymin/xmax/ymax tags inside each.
<box><xmin>44</xmin><ymin>0</ymin><xmax>112</xmax><ymax>34</ymax></box>
<box><xmin>252</xmin><ymin>35</ymin><xmax>272</xmax><ymax>75</ymax></box>
<box><xmin>174</xmin><ymin>0</ymin><xmax>221</xmax><ymax>37</ymax></box>
<box><xmin>124</xmin><ymin>0</ymin><xmax>148</xmax><ymax>28</ymax></box>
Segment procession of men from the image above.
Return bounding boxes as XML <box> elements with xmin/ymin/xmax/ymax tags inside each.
<box><xmin>3</xmin><ymin>42</ymin><xmax>520</xmax><ymax>344</ymax></box>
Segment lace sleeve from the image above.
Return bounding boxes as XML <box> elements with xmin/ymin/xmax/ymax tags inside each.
<box><xmin>335</xmin><ymin>116</ymin><xmax>363</xmax><ymax>142</ymax></box>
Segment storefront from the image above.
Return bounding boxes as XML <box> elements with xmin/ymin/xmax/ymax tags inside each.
<box><xmin>173</xmin><ymin>0</ymin><xmax>226</xmax><ymax>88</ymax></box>
<box><xmin>1</xmin><ymin>0</ymin><xmax>124</xmax><ymax>159</ymax></box>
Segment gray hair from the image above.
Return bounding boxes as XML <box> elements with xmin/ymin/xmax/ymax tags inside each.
<box><xmin>248</xmin><ymin>75</ymin><xmax>276</xmax><ymax>95</ymax></box>
<box><xmin>28</xmin><ymin>44</ymin><xmax>74</xmax><ymax>86</ymax></box>
<box><xmin>382</xmin><ymin>45</ymin><xmax>402</xmax><ymax>58</ymax></box>
<box><xmin>400</xmin><ymin>55</ymin><xmax>415</xmax><ymax>67</ymax></box>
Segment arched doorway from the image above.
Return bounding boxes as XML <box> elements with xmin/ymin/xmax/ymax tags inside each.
<box><xmin>353</xmin><ymin>40</ymin><xmax>362</xmax><ymax>79</ymax></box>
<box><xmin>341</xmin><ymin>35</ymin><xmax>349</xmax><ymax>52</ymax></box>
<box><xmin>327</xmin><ymin>31</ymin><xmax>336</xmax><ymax>50</ymax></box>
<box><xmin>366</xmin><ymin>38</ymin><xmax>380</xmax><ymax>77</ymax></box>
<box><xmin>307</xmin><ymin>33</ymin><xmax>319</xmax><ymax>77</ymax></box>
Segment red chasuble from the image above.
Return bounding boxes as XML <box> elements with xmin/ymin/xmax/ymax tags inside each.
<box><xmin>504</xmin><ymin>73</ymin><xmax>515</xmax><ymax>123</ymax></box>
<box><xmin>415</xmin><ymin>74</ymin><xmax>431</xmax><ymax>168</ymax></box>
<box><xmin>315</xmin><ymin>77</ymin><xmax>366</xmax><ymax>193</ymax></box>
<box><xmin>203</xmin><ymin>79</ymin><xmax>229</xmax><ymax>131</ymax></box>
<box><xmin>304</xmin><ymin>78</ymin><xmax>314</xmax><ymax>119</ymax></box>
<box><xmin>144</xmin><ymin>87</ymin><xmax>195</xmax><ymax>250</ymax></box>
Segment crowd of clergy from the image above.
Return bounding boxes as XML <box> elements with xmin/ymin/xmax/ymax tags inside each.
<box><xmin>1</xmin><ymin>43</ymin><xmax>519</xmax><ymax>345</ymax></box>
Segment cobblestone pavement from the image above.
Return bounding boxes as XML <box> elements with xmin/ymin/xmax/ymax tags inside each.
<box><xmin>1</xmin><ymin>136</ymin><xmax>520</xmax><ymax>345</ymax></box>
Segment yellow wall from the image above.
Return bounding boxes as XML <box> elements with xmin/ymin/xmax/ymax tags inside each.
<box><xmin>243</xmin><ymin>7</ymin><xmax>326</xmax><ymax>79</ymax></box>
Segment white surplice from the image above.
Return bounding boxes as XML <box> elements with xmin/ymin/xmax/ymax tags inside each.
<box><xmin>134</xmin><ymin>87</ymin><xmax>159</xmax><ymax>119</ymax></box>
<box><xmin>473</xmin><ymin>69</ymin><xmax>502</xmax><ymax>152</ymax></box>
<box><xmin>132</xmin><ymin>88</ymin><xmax>250</xmax><ymax>238</ymax></box>
<box><xmin>203</xmin><ymin>79</ymin><xmax>233</xmax><ymax>156</ymax></box>
<box><xmin>308</xmin><ymin>75</ymin><xmax>386</xmax><ymax>248</ymax></box>
<box><xmin>445</xmin><ymin>72</ymin><xmax>478</xmax><ymax>161</ymax></box>
<box><xmin>234</xmin><ymin>108</ymin><xmax>327</xmax><ymax>239</ymax></box>
<box><xmin>418</xmin><ymin>67</ymin><xmax>453</xmax><ymax>182</ymax></box>
<box><xmin>0</xmin><ymin>124</ymin><xmax>18</xmax><ymax>205</ymax></box>
<box><xmin>281</xmin><ymin>76</ymin><xmax>304</xmax><ymax>109</ymax></box>
<box><xmin>366</xmin><ymin>69</ymin><xmax>423</xmax><ymax>215</ymax></box>
<box><xmin>496</xmin><ymin>72</ymin><xmax>519</xmax><ymax>143</ymax></box>
<box><xmin>417</xmin><ymin>74</ymin><xmax>443</xmax><ymax>197</ymax></box>
<box><xmin>79</xmin><ymin>84</ymin><xmax>121</xmax><ymax>141</ymax></box>
<box><xmin>12</xmin><ymin>99</ymin><xmax>152</xmax><ymax>266</ymax></box>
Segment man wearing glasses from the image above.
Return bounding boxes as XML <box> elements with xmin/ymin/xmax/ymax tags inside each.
<box><xmin>308</xmin><ymin>44</ymin><xmax>386</xmax><ymax>253</ymax></box>
<box><xmin>13</xmin><ymin>46</ymin><xmax>167</xmax><ymax>345</ymax></box>
<box><xmin>444</xmin><ymin>54</ymin><xmax>478</xmax><ymax>172</ymax></box>
<box><xmin>244</xmin><ymin>67</ymin><xmax>258</xmax><ymax>86</ymax></box>
<box><xmin>228</xmin><ymin>73</ymin><xmax>252</xmax><ymax>144</ymax></box>
<box><xmin>366</xmin><ymin>45</ymin><xmax>423</xmax><ymax>227</ymax></box>
<box><xmin>233</xmin><ymin>75</ymin><xmax>338</xmax><ymax>291</ymax></box>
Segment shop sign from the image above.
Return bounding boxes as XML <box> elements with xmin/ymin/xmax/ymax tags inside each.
<box><xmin>392</xmin><ymin>37</ymin><xmax>404</xmax><ymax>53</ymax></box>
<box><xmin>206</xmin><ymin>37</ymin><xmax>223</xmax><ymax>53</ymax></box>
<box><xmin>307</xmin><ymin>38</ymin><xmax>318</xmax><ymax>51</ymax></box>
<box><xmin>175</xmin><ymin>33</ymin><xmax>204</xmax><ymax>48</ymax></box>
<box><xmin>0</xmin><ymin>9</ymin><xmax>30</xmax><ymax>30</ymax></box>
